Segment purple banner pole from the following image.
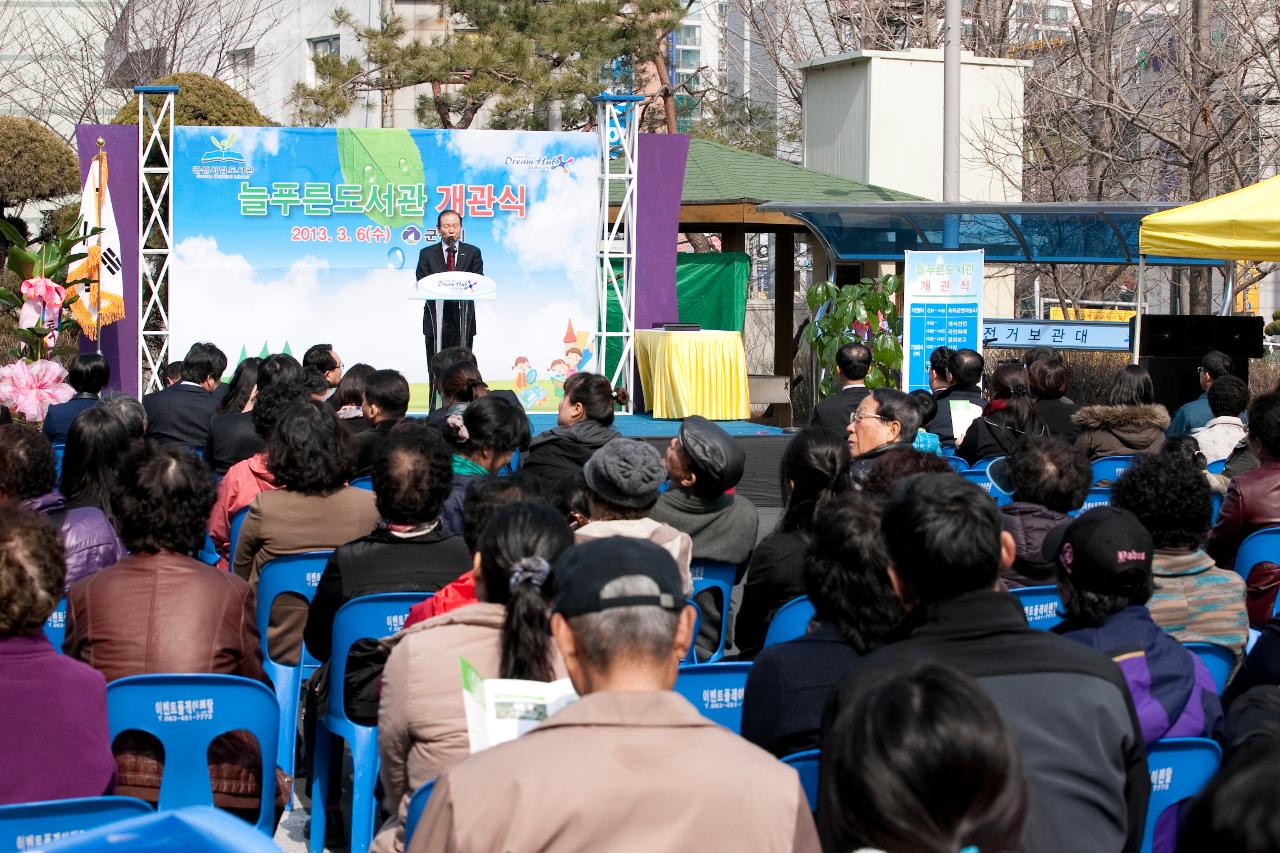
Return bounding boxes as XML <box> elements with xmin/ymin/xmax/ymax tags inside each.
<box><xmin>632</xmin><ymin>133</ymin><xmax>688</xmax><ymax>411</ymax></box>
<box><xmin>75</xmin><ymin>124</ymin><xmax>140</xmax><ymax>397</ymax></box>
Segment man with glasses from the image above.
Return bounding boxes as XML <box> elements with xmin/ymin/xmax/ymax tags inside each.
<box><xmin>303</xmin><ymin>344</ymin><xmax>344</xmax><ymax>406</ymax></box>
<box><xmin>1169</xmin><ymin>351</ymin><xmax>1231</xmax><ymax>436</ymax></box>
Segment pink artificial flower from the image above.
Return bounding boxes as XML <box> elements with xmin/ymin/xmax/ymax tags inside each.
<box><xmin>0</xmin><ymin>359</ymin><xmax>75</xmax><ymax>422</ymax></box>
<box><xmin>19</xmin><ymin>277</ymin><xmax>65</xmax><ymax>311</ymax></box>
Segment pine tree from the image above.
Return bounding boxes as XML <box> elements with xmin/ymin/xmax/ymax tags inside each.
<box><xmin>289</xmin><ymin>0</ymin><xmax>684</xmax><ymax>130</ymax></box>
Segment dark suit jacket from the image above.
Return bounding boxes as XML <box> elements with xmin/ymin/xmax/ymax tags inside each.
<box><xmin>810</xmin><ymin>385</ymin><xmax>869</xmax><ymax>435</ymax></box>
<box><xmin>143</xmin><ymin>383</ymin><xmax>219</xmax><ymax>448</ymax></box>
<box><xmin>355</xmin><ymin>418</ymin><xmax>401</xmax><ymax>477</ymax></box>
<box><xmin>205</xmin><ymin>412</ymin><xmax>264</xmax><ymax>475</ymax></box>
<box><xmin>42</xmin><ymin>394</ymin><xmax>100</xmax><ymax>444</ymax></box>
<box><xmin>416</xmin><ymin>241</ymin><xmax>483</xmax><ymax>344</ymax></box>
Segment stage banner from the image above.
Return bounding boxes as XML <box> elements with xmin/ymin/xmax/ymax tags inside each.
<box><xmin>903</xmin><ymin>249</ymin><xmax>984</xmax><ymax>392</ymax></box>
<box><xmin>170</xmin><ymin>127</ymin><xmax>600</xmax><ymax>412</ymax></box>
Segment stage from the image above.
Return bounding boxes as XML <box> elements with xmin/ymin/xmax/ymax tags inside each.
<box><xmin>525</xmin><ymin>413</ymin><xmax>791</xmax><ymax>509</ymax></box>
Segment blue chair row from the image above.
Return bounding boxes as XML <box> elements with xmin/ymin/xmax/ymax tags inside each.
<box><xmin>781</xmin><ymin>749</ymin><xmax>819</xmax><ymax>813</ymax></box>
<box><xmin>0</xmin><ymin>802</ymin><xmax>279</xmax><ymax>852</ymax></box>
<box><xmin>1068</xmin><ymin>486</ymin><xmax>1112</xmax><ymax>517</ymax></box>
<box><xmin>674</xmin><ymin>662</ymin><xmax>752</xmax><ymax>733</ymax></box>
<box><xmin>311</xmin><ymin>592</ymin><xmax>429</xmax><ymax>853</ymax></box>
<box><xmin>764</xmin><ymin>596</ymin><xmax>815</xmax><ymax>649</ymax></box>
<box><xmin>958</xmin><ymin>468</ymin><xmax>1013</xmax><ymax>506</ymax></box>
<box><xmin>350</xmin><ymin>476</ymin><xmax>374</xmax><ymax>491</ymax></box>
<box><xmin>1206</xmin><ymin>459</ymin><xmax>1227</xmax><ymax>475</ymax></box>
<box><xmin>1185</xmin><ymin>642</ymin><xmax>1233</xmax><ymax>693</ymax></box>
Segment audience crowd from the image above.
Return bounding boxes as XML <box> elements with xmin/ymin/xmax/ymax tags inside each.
<box><xmin>4</xmin><ymin>337</ymin><xmax>1280</xmax><ymax>853</ymax></box>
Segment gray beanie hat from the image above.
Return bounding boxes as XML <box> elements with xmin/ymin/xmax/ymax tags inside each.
<box><xmin>583</xmin><ymin>438</ymin><xmax>666</xmax><ymax>509</ymax></box>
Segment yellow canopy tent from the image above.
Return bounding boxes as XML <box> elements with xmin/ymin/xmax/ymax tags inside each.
<box><xmin>1132</xmin><ymin>175</ymin><xmax>1280</xmax><ymax>360</ymax></box>
<box><xmin>1139</xmin><ymin>174</ymin><xmax>1280</xmax><ymax>261</ymax></box>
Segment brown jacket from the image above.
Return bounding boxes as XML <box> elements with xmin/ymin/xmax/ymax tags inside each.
<box><xmin>408</xmin><ymin>690</ymin><xmax>820</xmax><ymax>853</ymax></box>
<box><xmin>372</xmin><ymin>603</ymin><xmax>567</xmax><ymax>853</ymax></box>
<box><xmin>232</xmin><ymin>486</ymin><xmax>379</xmax><ymax>664</ymax></box>
<box><xmin>64</xmin><ymin>551</ymin><xmax>272</xmax><ymax>808</ymax></box>
<box><xmin>1073</xmin><ymin>404</ymin><xmax>1170</xmax><ymax>460</ymax></box>
<box><xmin>1206</xmin><ymin>461</ymin><xmax>1280</xmax><ymax>570</ymax></box>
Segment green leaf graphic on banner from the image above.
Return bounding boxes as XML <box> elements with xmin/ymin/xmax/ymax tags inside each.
<box><xmin>336</xmin><ymin>128</ymin><xmax>425</xmax><ymax>229</ymax></box>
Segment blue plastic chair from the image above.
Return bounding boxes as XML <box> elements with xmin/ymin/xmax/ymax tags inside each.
<box><xmin>1091</xmin><ymin>454</ymin><xmax>1134</xmax><ymax>485</ymax></box>
<box><xmin>197</xmin><ymin>532</ymin><xmax>220</xmax><ymax>567</ymax></box>
<box><xmin>1068</xmin><ymin>486</ymin><xmax>1112</xmax><ymax>517</ymax></box>
<box><xmin>960</xmin><ymin>469</ymin><xmax>1012</xmax><ymax>506</ymax></box>
<box><xmin>403</xmin><ymin>779</ymin><xmax>436</xmax><ymax>849</ymax></box>
<box><xmin>940</xmin><ymin>444</ymin><xmax>957</xmax><ymax>457</ymax></box>
<box><xmin>1010</xmin><ymin>585</ymin><xmax>1063</xmax><ymax>631</ymax></box>
<box><xmin>674</xmin><ymin>663</ymin><xmax>752</xmax><ymax>733</ymax></box>
<box><xmin>1141</xmin><ymin>738</ymin><xmax>1222</xmax><ymax>853</ymax></box>
<box><xmin>255</xmin><ymin>551</ymin><xmax>330</xmax><ymax>785</ymax></box>
<box><xmin>684</xmin><ymin>600</ymin><xmax>703</xmax><ymax>665</ymax></box>
<box><xmin>781</xmin><ymin>750</ymin><xmax>820</xmax><ymax>812</ymax></box>
<box><xmin>228</xmin><ymin>506</ymin><xmax>250</xmax><ymax>566</ymax></box>
<box><xmin>1206</xmin><ymin>459</ymin><xmax>1227</xmax><ymax>475</ymax></box>
<box><xmin>311</xmin><ymin>593</ymin><xmax>429</xmax><ymax>853</ymax></box>
<box><xmin>1185</xmin><ymin>642</ymin><xmax>1233</xmax><ymax>693</ymax></box>
<box><xmin>35</xmin><ymin>805</ymin><xmax>280</xmax><ymax>852</ymax></box>
<box><xmin>1248</xmin><ymin>627</ymin><xmax>1261</xmax><ymax>654</ymax></box>
<box><xmin>52</xmin><ymin>442</ymin><xmax>66</xmax><ymax>480</ymax></box>
<box><xmin>43</xmin><ymin>597</ymin><xmax>67</xmax><ymax>652</ymax></box>
<box><xmin>971</xmin><ymin>455</ymin><xmax>1003</xmax><ymax>471</ymax></box>
<box><xmin>943</xmin><ymin>455</ymin><xmax>969</xmax><ymax>472</ymax></box>
<box><xmin>106</xmin><ymin>674</ymin><xmax>279</xmax><ymax>834</ymax></box>
<box><xmin>350</xmin><ymin>476</ymin><xmax>374</xmax><ymax>491</ymax></box>
<box><xmin>1210</xmin><ymin>493</ymin><xmax>1223</xmax><ymax>525</ymax></box>
<box><xmin>763</xmin><ymin>596</ymin><xmax>816</xmax><ymax>648</ymax></box>
<box><xmin>0</xmin><ymin>796</ymin><xmax>153</xmax><ymax>851</ymax></box>
<box><xmin>690</xmin><ymin>560</ymin><xmax>736</xmax><ymax>663</ymax></box>
<box><xmin>1232</xmin><ymin>526</ymin><xmax>1280</xmax><ymax>583</ymax></box>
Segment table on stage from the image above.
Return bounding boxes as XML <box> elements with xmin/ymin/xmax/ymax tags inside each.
<box><xmin>634</xmin><ymin>329</ymin><xmax>751</xmax><ymax>420</ymax></box>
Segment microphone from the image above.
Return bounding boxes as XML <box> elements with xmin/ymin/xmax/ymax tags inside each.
<box><xmin>443</xmin><ymin>236</ymin><xmax>457</xmax><ymax>248</ymax></box>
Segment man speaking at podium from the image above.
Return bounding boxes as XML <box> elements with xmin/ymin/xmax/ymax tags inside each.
<box><xmin>417</xmin><ymin>208</ymin><xmax>483</xmax><ymax>366</ymax></box>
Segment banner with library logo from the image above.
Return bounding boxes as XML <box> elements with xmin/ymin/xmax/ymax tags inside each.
<box><xmin>170</xmin><ymin>127</ymin><xmax>600</xmax><ymax>412</ymax></box>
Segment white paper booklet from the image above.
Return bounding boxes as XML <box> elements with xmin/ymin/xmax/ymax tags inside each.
<box><xmin>460</xmin><ymin>657</ymin><xmax>577</xmax><ymax>753</ymax></box>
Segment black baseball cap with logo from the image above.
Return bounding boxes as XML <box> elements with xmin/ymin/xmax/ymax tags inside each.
<box><xmin>1042</xmin><ymin>506</ymin><xmax>1154</xmax><ymax>597</ymax></box>
<box><xmin>552</xmin><ymin>537</ymin><xmax>688</xmax><ymax>618</ymax></box>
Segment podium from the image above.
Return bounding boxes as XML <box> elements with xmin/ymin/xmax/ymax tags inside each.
<box><xmin>411</xmin><ymin>271</ymin><xmax>498</xmax><ymax>357</ymax></box>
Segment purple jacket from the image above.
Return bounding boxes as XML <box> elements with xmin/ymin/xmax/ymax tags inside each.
<box><xmin>0</xmin><ymin>634</ymin><xmax>116</xmax><ymax>804</ymax></box>
<box><xmin>23</xmin><ymin>492</ymin><xmax>126</xmax><ymax>587</ymax></box>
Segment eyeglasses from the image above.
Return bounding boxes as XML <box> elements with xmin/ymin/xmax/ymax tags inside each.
<box><xmin>851</xmin><ymin>412</ymin><xmax>891</xmax><ymax>424</ymax></box>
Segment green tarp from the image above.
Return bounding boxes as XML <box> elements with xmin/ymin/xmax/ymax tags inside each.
<box><xmin>602</xmin><ymin>252</ymin><xmax>750</xmax><ymax>380</ymax></box>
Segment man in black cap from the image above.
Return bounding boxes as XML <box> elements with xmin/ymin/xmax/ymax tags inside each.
<box><xmin>1047</xmin><ymin>507</ymin><xmax>1223</xmax><ymax>746</ymax></box>
<box><xmin>409</xmin><ymin>538</ymin><xmax>820</xmax><ymax>853</ymax></box>
<box><xmin>649</xmin><ymin>416</ymin><xmax>759</xmax><ymax>656</ymax></box>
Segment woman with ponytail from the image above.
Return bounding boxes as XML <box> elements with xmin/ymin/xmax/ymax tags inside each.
<box><xmin>733</xmin><ymin>427</ymin><xmax>852</xmax><ymax>658</ymax></box>
<box><xmin>521</xmin><ymin>372</ymin><xmax>627</xmax><ymax>482</ymax></box>
<box><xmin>372</xmin><ymin>501</ymin><xmax>572</xmax><ymax>853</ymax></box>
<box><xmin>956</xmin><ymin>362</ymin><xmax>1048</xmax><ymax>465</ymax></box>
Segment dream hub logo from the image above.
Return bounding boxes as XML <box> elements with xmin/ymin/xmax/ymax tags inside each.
<box><xmin>504</xmin><ymin>154</ymin><xmax>575</xmax><ymax>173</ymax></box>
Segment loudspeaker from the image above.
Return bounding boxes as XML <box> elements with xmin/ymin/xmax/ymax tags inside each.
<box><xmin>1134</xmin><ymin>315</ymin><xmax>1261</xmax><ymax>414</ymax></box>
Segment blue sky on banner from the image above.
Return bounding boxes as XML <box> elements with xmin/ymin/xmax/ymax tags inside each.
<box><xmin>169</xmin><ymin>127</ymin><xmax>600</xmax><ymax>387</ymax></box>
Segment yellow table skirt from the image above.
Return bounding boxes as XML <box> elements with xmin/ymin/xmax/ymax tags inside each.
<box><xmin>634</xmin><ymin>329</ymin><xmax>751</xmax><ymax>420</ymax></box>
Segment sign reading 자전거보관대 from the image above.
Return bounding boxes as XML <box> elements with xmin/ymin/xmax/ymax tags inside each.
<box><xmin>982</xmin><ymin>319</ymin><xmax>1132</xmax><ymax>352</ymax></box>
<box><xmin>903</xmin><ymin>250</ymin><xmax>985</xmax><ymax>392</ymax></box>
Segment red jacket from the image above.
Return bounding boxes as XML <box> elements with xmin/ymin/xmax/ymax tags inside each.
<box><xmin>405</xmin><ymin>572</ymin><xmax>477</xmax><ymax>627</ymax></box>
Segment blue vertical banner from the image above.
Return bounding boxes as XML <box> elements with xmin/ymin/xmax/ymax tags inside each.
<box><xmin>903</xmin><ymin>250</ymin><xmax>984</xmax><ymax>392</ymax></box>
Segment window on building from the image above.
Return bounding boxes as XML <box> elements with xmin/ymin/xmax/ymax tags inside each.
<box><xmin>309</xmin><ymin>35</ymin><xmax>340</xmax><ymax>58</ymax></box>
<box><xmin>226</xmin><ymin>47</ymin><xmax>255</xmax><ymax>96</ymax></box>
<box><xmin>1042</xmin><ymin>6</ymin><xmax>1068</xmax><ymax>23</ymax></box>
<box><xmin>1016</xmin><ymin>2</ymin><xmax>1033</xmax><ymax>17</ymax></box>
<box><xmin>675</xmin><ymin>24</ymin><xmax>701</xmax><ymax>47</ymax></box>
